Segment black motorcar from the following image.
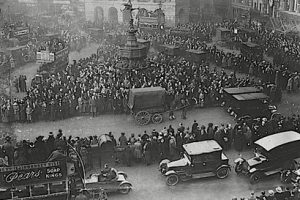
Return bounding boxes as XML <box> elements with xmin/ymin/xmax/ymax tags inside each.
<box><xmin>159</xmin><ymin>140</ymin><xmax>231</xmax><ymax>186</ymax></box>
<box><xmin>234</xmin><ymin>131</ymin><xmax>300</xmax><ymax>184</ymax></box>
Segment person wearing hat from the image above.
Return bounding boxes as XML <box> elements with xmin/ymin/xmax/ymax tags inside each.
<box><xmin>46</xmin><ymin>132</ymin><xmax>55</xmax><ymax>154</ymax></box>
<box><xmin>143</xmin><ymin>139</ymin><xmax>152</xmax><ymax>166</ymax></box>
<box><xmin>257</xmin><ymin>191</ymin><xmax>267</xmax><ymax>200</ymax></box>
<box><xmin>275</xmin><ymin>186</ymin><xmax>284</xmax><ymax>200</ymax></box>
<box><xmin>101</xmin><ymin>164</ymin><xmax>117</xmax><ymax>181</ymax></box>
<box><xmin>282</xmin><ymin>186</ymin><xmax>291</xmax><ymax>199</ymax></box>
<box><xmin>267</xmin><ymin>189</ymin><xmax>276</xmax><ymax>200</ymax></box>
<box><xmin>2</xmin><ymin>136</ymin><xmax>14</xmax><ymax>166</ymax></box>
<box><xmin>0</xmin><ymin>145</ymin><xmax>8</xmax><ymax>167</ymax></box>
<box><xmin>248</xmin><ymin>191</ymin><xmax>256</xmax><ymax>200</ymax></box>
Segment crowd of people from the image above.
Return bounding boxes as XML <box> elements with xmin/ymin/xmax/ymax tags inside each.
<box><xmin>2</xmin><ymin>18</ymin><xmax>300</xmax><ymax>124</ymax></box>
<box><xmin>2</xmin><ymin>106</ymin><xmax>299</xmax><ymax>168</ymax></box>
<box><xmin>234</xmin><ymin>186</ymin><xmax>300</xmax><ymax>200</ymax></box>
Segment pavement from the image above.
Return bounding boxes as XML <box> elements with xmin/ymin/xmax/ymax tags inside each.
<box><xmin>12</xmin><ymin>106</ymin><xmax>283</xmax><ymax>200</ymax></box>
<box><xmin>106</xmin><ymin>150</ymin><xmax>282</xmax><ymax>200</ymax></box>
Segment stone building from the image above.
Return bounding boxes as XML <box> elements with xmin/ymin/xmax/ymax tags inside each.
<box><xmin>231</xmin><ymin>0</ymin><xmax>300</xmax><ymax>32</ymax></box>
<box><xmin>84</xmin><ymin>0</ymin><xmax>190</xmax><ymax>27</ymax></box>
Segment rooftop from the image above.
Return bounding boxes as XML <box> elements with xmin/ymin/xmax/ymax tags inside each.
<box><xmin>255</xmin><ymin>131</ymin><xmax>300</xmax><ymax>151</ymax></box>
<box><xmin>183</xmin><ymin>140</ymin><xmax>222</xmax><ymax>155</ymax></box>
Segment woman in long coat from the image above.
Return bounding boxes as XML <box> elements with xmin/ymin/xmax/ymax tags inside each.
<box><xmin>133</xmin><ymin>139</ymin><xmax>143</xmax><ymax>162</ymax></box>
<box><xmin>89</xmin><ymin>95</ymin><xmax>97</xmax><ymax>117</ymax></box>
<box><xmin>234</xmin><ymin>126</ymin><xmax>244</xmax><ymax>153</ymax></box>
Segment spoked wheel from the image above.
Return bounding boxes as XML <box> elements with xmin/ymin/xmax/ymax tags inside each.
<box><xmin>119</xmin><ymin>183</ymin><xmax>132</xmax><ymax>194</ymax></box>
<box><xmin>216</xmin><ymin>167</ymin><xmax>230</xmax><ymax>179</ymax></box>
<box><xmin>250</xmin><ymin>172</ymin><xmax>263</xmax><ymax>184</ymax></box>
<box><xmin>235</xmin><ymin>163</ymin><xmax>243</xmax><ymax>174</ymax></box>
<box><xmin>166</xmin><ymin>174</ymin><xmax>179</xmax><ymax>186</ymax></box>
<box><xmin>152</xmin><ymin>113</ymin><xmax>163</xmax><ymax>124</ymax></box>
<box><xmin>135</xmin><ymin>111</ymin><xmax>151</xmax><ymax>126</ymax></box>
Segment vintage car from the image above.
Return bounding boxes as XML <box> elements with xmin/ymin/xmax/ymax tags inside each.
<box><xmin>159</xmin><ymin>140</ymin><xmax>230</xmax><ymax>186</ymax></box>
<box><xmin>225</xmin><ymin>91</ymin><xmax>277</xmax><ymax>119</ymax></box>
<box><xmin>234</xmin><ymin>131</ymin><xmax>300</xmax><ymax>184</ymax></box>
<box><xmin>280</xmin><ymin>158</ymin><xmax>300</xmax><ymax>184</ymax></box>
<box><xmin>84</xmin><ymin>169</ymin><xmax>132</xmax><ymax>194</ymax></box>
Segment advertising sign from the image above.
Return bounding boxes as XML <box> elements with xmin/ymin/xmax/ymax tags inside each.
<box><xmin>36</xmin><ymin>51</ymin><xmax>55</xmax><ymax>64</ymax></box>
<box><xmin>14</xmin><ymin>28</ymin><xmax>30</xmax><ymax>36</ymax></box>
<box><xmin>0</xmin><ymin>161</ymin><xmax>67</xmax><ymax>188</ymax></box>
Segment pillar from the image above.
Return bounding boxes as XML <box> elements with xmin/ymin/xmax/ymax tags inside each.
<box><xmin>289</xmin><ymin>0</ymin><xmax>295</xmax><ymax>11</ymax></box>
<box><xmin>294</xmin><ymin>0</ymin><xmax>300</xmax><ymax>13</ymax></box>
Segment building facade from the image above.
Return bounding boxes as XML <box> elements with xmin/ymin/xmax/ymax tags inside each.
<box><xmin>84</xmin><ymin>0</ymin><xmax>190</xmax><ymax>27</ymax></box>
<box><xmin>231</xmin><ymin>0</ymin><xmax>300</xmax><ymax>31</ymax></box>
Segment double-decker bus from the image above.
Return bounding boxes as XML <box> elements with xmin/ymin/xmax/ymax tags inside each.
<box><xmin>0</xmin><ymin>160</ymin><xmax>76</xmax><ymax>200</ymax></box>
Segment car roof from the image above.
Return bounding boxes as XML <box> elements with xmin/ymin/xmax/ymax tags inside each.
<box><xmin>186</xmin><ymin>49</ymin><xmax>206</xmax><ymax>55</ymax></box>
<box><xmin>255</xmin><ymin>131</ymin><xmax>300</xmax><ymax>151</ymax></box>
<box><xmin>183</xmin><ymin>140</ymin><xmax>222</xmax><ymax>155</ymax></box>
<box><xmin>129</xmin><ymin>87</ymin><xmax>165</xmax><ymax>95</ymax></box>
<box><xmin>217</xmin><ymin>27</ymin><xmax>230</xmax><ymax>32</ymax></box>
<box><xmin>232</xmin><ymin>93</ymin><xmax>269</xmax><ymax>101</ymax></box>
<box><xmin>223</xmin><ymin>87</ymin><xmax>261</xmax><ymax>95</ymax></box>
<box><xmin>243</xmin><ymin>42</ymin><xmax>260</xmax><ymax>48</ymax></box>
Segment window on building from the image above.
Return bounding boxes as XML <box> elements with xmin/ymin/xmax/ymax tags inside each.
<box><xmin>259</xmin><ymin>3</ymin><xmax>262</xmax><ymax>12</ymax></box>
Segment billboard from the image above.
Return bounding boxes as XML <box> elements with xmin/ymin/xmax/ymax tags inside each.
<box><xmin>0</xmin><ymin>161</ymin><xmax>67</xmax><ymax>188</ymax></box>
<box><xmin>14</xmin><ymin>28</ymin><xmax>30</xmax><ymax>36</ymax></box>
<box><xmin>36</xmin><ymin>51</ymin><xmax>55</xmax><ymax>64</ymax></box>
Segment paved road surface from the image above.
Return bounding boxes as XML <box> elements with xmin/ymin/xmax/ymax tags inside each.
<box><xmin>11</xmin><ymin>107</ymin><xmax>283</xmax><ymax>200</ymax></box>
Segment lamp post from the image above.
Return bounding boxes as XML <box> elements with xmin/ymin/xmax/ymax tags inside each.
<box><xmin>9</xmin><ymin>56</ymin><xmax>15</xmax><ymax>102</ymax></box>
<box><xmin>66</xmin><ymin>142</ymin><xmax>86</xmax><ymax>189</ymax></box>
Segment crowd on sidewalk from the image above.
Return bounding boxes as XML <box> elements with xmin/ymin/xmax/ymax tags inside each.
<box><xmin>1</xmin><ymin>110</ymin><xmax>300</xmax><ymax>168</ymax></box>
<box><xmin>233</xmin><ymin>186</ymin><xmax>300</xmax><ymax>200</ymax></box>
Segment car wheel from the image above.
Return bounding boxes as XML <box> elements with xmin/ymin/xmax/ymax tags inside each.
<box><xmin>166</xmin><ymin>174</ymin><xmax>179</xmax><ymax>186</ymax></box>
<box><xmin>234</xmin><ymin>163</ymin><xmax>243</xmax><ymax>174</ymax></box>
<box><xmin>119</xmin><ymin>183</ymin><xmax>131</xmax><ymax>194</ymax></box>
<box><xmin>216</xmin><ymin>167</ymin><xmax>230</xmax><ymax>179</ymax></box>
<box><xmin>250</xmin><ymin>172</ymin><xmax>262</xmax><ymax>184</ymax></box>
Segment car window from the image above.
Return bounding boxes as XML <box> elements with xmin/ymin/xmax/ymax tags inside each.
<box><xmin>204</xmin><ymin>154</ymin><xmax>217</xmax><ymax>161</ymax></box>
<box><xmin>192</xmin><ymin>154</ymin><xmax>216</xmax><ymax>163</ymax></box>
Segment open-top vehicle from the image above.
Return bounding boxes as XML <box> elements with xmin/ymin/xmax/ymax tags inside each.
<box><xmin>234</xmin><ymin>131</ymin><xmax>300</xmax><ymax>184</ymax></box>
<box><xmin>159</xmin><ymin>140</ymin><xmax>230</xmax><ymax>186</ymax></box>
<box><xmin>84</xmin><ymin>169</ymin><xmax>132</xmax><ymax>194</ymax></box>
<box><xmin>280</xmin><ymin>158</ymin><xmax>300</xmax><ymax>184</ymax></box>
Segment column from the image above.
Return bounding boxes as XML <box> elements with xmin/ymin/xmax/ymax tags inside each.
<box><xmin>280</xmin><ymin>0</ymin><xmax>287</xmax><ymax>10</ymax></box>
<box><xmin>294</xmin><ymin>0</ymin><xmax>298</xmax><ymax>11</ymax></box>
<box><xmin>289</xmin><ymin>0</ymin><xmax>295</xmax><ymax>11</ymax></box>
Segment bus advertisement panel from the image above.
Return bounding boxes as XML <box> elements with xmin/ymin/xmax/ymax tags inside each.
<box><xmin>0</xmin><ymin>161</ymin><xmax>67</xmax><ymax>188</ymax></box>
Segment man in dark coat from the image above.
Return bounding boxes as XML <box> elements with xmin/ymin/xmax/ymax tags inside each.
<box><xmin>191</xmin><ymin>120</ymin><xmax>198</xmax><ymax>135</ymax></box>
<box><xmin>34</xmin><ymin>136</ymin><xmax>48</xmax><ymax>162</ymax></box>
<box><xmin>2</xmin><ymin>136</ymin><xmax>14</xmax><ymax>166</ymax></box>
<box><xmin>46</xmin><ymin>132</ymin><xmax>55</xmax><ymax>156</ymax></box>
